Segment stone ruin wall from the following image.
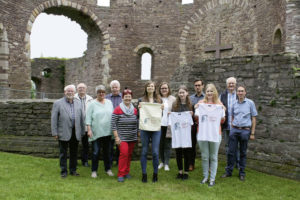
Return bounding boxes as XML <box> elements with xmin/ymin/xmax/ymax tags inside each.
<box><xmin>1</xmin><ymin>53</ymin><xmax>300</xmax><ymax>180</ymax></box>
<box><xmin>0</xmin><ymin>0</ymin><xmax>291</xmax><ymax>98</ymax></box>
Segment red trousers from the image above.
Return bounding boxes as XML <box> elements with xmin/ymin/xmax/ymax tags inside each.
<box><xmin>118</xmin><ymin>141</ymin><xmax>136</xmax><ymax>177</ymax></box>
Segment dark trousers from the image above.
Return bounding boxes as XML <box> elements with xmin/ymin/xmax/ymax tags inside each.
<box><xmin>91</xmin><ymin>135</ymin><xmax>111</xmax><ymax>172</ymax></box>
<box><xmin>175</xmin><ymin>148</ymin><xmax>191</xmax><ymax>173</ymax></box>
<box><xmin>81</xmin><ymin>131</ymin><xmax>89</xmax><ymax>164</ymax></box>
<box><xmin>109</xmin><ymin>139</ymin><xmax>120</xmax><ymax>168</ymax></box>
<box><xmin>190</xmin><ymin>124</ymin><xmax>198</xmax><ymax>166</ymax></box>
<box><xmin>59</xmin><ymin>128</ymin><xmax>78</xmax><ymax>174</ymax></box>
<box><xmin>159</xmin><ymin>126</ymin><xmax>171</xmax><ymax>165</ymax></box>
<box><xmin>226</xmin><ymin>128</ymin><xmax>250</xmax><ymax>176</ymax></box>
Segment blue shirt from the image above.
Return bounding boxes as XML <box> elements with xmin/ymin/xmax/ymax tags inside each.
<box><xmin>227</xmin><ymin>91</ymin><xmax>237</xmax><ymax>129</ymax></box>
<box><xmin>105</xmin><ymin>93</ymin><xmax>122</xmax><ymax>109</ymax></box>
<box><xmin>190</xmin><ymin>93</ymin><xmax>205</xmax><ymax>106</ymax></box>
<box><xmin>232</xmin><ymin>98</ymin><xmax>258</xmax><ymax>127</ymax></box>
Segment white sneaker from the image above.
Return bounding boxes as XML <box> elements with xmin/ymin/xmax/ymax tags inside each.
<box><xmin>106</xmin><ymin>169</ymin><xmax>114</xmax><ymax>176</ymax></box>
<box><xmin>164</xmin><ymin>165</ymin><xmax>170</xmax><ymax>171</ymax></box>
<box><xmin>158</xmin><ymin>163</ymin><xmax>164</xmax><ymax>169</ymax></box>
<box><xmin>91</xmin><ymin>171</ymin><xmax>97</xmax><ymax>178</ymax></box>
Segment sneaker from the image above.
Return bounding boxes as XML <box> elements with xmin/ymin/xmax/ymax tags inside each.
<box><xmin>164</xmin><ymin>165</ymin><xmax>170</xmax><ymax>171</ymax></box>
<box><xmin>91</xmin><ymin>171</ymin><xmax>97</xmax><ymax>178</ymax></box>
<box><xmin>118</xmin><ymin>176</ymin><xmax>125</xmax><ymax>182</ymax></box>
<box><xmin>176</xmin><ymin>173</ymin><xmax>183</xmax><ymax>179</ymax></box>
<box><xmin>158</xmin><ymin>163</ymin><xmax>164</xmax><ymax>169</ymax></box>
<box><xmin>208</xmin><ymin>180</ymin><xmax>215</xmax><ymax>187</ymax></box>
<box><xmin>106</xmin><ymin>170</ymin><xmax>114</xmax><ymax>176</ymax></box>
<box><xmin>182</xmin><ymin>173</ymin><xmax>189</xmax><ymax>180</ymax></box>
<box><xmin>201</xmin><ymin>178</ymin><xmax>208</xmax><ymax>184</ymax></box>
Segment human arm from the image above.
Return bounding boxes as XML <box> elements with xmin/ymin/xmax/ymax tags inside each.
<box><xmin>113</xmin><ymin>130</ymin><xmax>121</xmax><ymax>145</ymax></box>
<box><xmin>51</xmin><ymin>101</ymin><xmax>59</xmax><ymax>140</ymax></box>
<box><xmin>250</xmin><ymin>116</ymin><xmax>256</xmax><ymax>140</ymax></box>
<box><xmin>87</xmin><ymin>125</ymin><xmax>93</xmax><ymax>138</ymax></box>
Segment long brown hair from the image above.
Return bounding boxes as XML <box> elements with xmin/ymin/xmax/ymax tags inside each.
<box><xmin>172</xmin><ymin>85</ymin><xmax>192</xmax><ymax>111</ymax></box>
<box><xmin>142</xmin><ymin>81</ymin><xmax>162</xmax><ymax>103</ymax></box>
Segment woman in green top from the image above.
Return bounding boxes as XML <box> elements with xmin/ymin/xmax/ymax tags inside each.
<box><xmin>86</xmin><ymin>85</ymin><xmax>114</xmax><ymax>178</ymax></box>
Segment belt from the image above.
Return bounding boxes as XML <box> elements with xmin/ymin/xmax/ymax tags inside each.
<box><xmin>232</xmin><ymin>126</ymin><xmax>250</xmax><ymax>130</ymax></box>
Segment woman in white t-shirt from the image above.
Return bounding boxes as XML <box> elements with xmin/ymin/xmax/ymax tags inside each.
<box><xmin>158</xmin><ymin>82</ymin><xmax>176</xmax><ymax>171</ymax></box>
<box><xmin>170</xmin><ymin>85</ymin><xmax>193</xmax><ymax>180</ymax></box>
<box><xmin>195</xmin><ymin>84</ymin><xmax>225</xmax><ymax>187</ymax></box>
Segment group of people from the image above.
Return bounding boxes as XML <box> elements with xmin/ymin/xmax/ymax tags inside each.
<box><xmin>51</xmin><ymin>77</ymin><xmax>257</xmax><ymax>186</ymax></box>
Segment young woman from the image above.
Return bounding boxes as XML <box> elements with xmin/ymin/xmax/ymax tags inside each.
<box><xmin>195</xmin><ymin>83</ymin><xmax>225</xmax><ymax>187</ymax></box>
<box><xmin>169</xmin><ymin>85</ymin><xmax>193</xmax><ymax>180</ymax></box>
<box><xmin>86</xmin><ymin>85</ymin><xmax>114</xmax><ymax>178</ymax></box>
<box><xmin>111</xmin><ymin>88</ymin><xmax>138</xmax><ymax>182</ymax></box>
<box><xmin>158</xmin><ymin>82</ymin><xmax>176</xmax><ymax>171</ymax></box>
<box><xmin>138</xmin><ymin>81</ymin><xmax>162</xmax><ymax>183</ymax></box>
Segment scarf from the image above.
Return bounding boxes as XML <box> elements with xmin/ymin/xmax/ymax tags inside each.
<box><xmin>120</xmin><ymin>102</ymin><xmax>134</xmax><ymax>116</ymax></box>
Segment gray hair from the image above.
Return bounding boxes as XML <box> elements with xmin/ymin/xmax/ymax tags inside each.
<box><xmin>226</xmin><ymin>77</ymin><xmax>237</xmax><ymax>85</ymax></box>
<box><xmin>77</xmin><ymin>83</ymin><xmax>87</xmax><ymax>89</ymax></box>
<box><xmin>95</xmin><ymin>85</ymin><xmax>106</xmax><ymax>93</ymax></box>
<box><xmin>64</xmin><ymin>84</ymin><xmax>76</xmax><ymax>92</ymax></box>
<box><xmin>110</xmin><ymin>80</ymin><xmax>120</xmax><ymax>88</ymax></box>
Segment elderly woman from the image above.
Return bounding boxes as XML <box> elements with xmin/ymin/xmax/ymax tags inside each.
<box><xmin>195</xmin><ymin>84</ymin><xmax>225</xmax><ymax>187</ymax></box>
<box><xmin>86</xmin><ymin>85</ymin><xmax>114</xmax><ymax>178</ymax></box>
<box><xmin>111</xmin><ymin>88</ymin><xmax>138</xmax><ymax>182</ymax></box>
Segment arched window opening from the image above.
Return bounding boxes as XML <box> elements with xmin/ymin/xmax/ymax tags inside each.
<box><xmin>42</xmin><ymin>68</ymin><xmax>52</xmax><ymax>78</ymax></box>
<box><xmin>273</xmin><ymin>29</ymin><xmax>282</xmax><ymax>45</ymax></box>
<box><xmin>182</xmin><ymin>0</ymin><xmax>194</xmax><ymax>5</ymax></box>
<box><xmin>97</xmin><ymin>0</ymin><xmax>110</xmax><ymax>7</ymax></box>
<box><xmin>31</xmin><ymin>80</ymin><xmax>37</xmax><ymax>99</ymax></box>
<box><xmin>141</xmin><ymin>53</ymin><xmax>152</xmax><ymax>80</ymax></box>
<box><xmin>30</xmin><ymin>13</ymin><xmax>87</xmax><ymax>58</ymax></box>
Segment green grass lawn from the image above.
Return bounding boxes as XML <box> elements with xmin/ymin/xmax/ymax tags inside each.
<box><xmin>0</xmin><ymin>152</ymin><xmax>299</xmax><ymax>200</ymax></box>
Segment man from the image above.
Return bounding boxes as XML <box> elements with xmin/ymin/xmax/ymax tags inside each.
<box><xmin>51</xmin><ymin>85</ymin><xmax>85</xmax><ymax>178</ymax></box>
<box><xmin>105</xmin><ymin>80</ymin><xmax>122</xmax><ymax>168</ymax></box>
<box><xmin>220</xmin><ymin>77</ymin><xmax>239</xmax><ymax>167</ymax></box>
<box><xmin>221</xmin><ymin>86</ymin><xmax>257</xmax><ymax>181</ymax></box>
<box><xmin>189</xmin><ymin>80</ymin><xmax>205</xmax><ymax>171</ymax></box>
<box><xmin>75</xmin><ymin>83</ymin><xmax>93</xmax><ymax>167</ymax></box>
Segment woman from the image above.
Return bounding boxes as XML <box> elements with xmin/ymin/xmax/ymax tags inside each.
<box><xmin>86</xmin><ymin>85</ymin><xmax>114</xmax><ymax>178</ymax></box>
<box><xmin>111</xmin><ymin>88</ymin><xmax>138</xmax><ymax>182</ymax></box>
<box><xmin>138</xmin><ymin>81</ymin><xmax>162</xmax><ymax>183</ymax></box>
<box><xmin>195</xmin><ymin>83</ymin><xmax>225</xmax><ymax>187</ymax></box>
<box><xmin>158</xmin><ymin>82</ymin><xmax>176</xmax><ymax>171</ymax></box>
<box><xmin>169</xmin><ymin>85</ymin><xmax>193</xmax><ymax>180</ymax></box>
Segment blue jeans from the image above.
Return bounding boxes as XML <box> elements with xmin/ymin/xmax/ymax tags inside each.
<box><xmin>198</xmin><ymin>138</ymin><xmax>221</xmax><ymax>181</ymax></box>
<box><xmin>223</xmin><ymin>129</ymin><xmax>240</xmax><ymax>168</ymax></box>
<box><xmin>226</xmin><ymin>128</ymin><xmax>250</xmax><ymax>176</ymax></box>
<box><xmin>140</xmin><ymin>130</ymin><xmax>161</xmax><ymax>174</ymax></box>
<box><xmin>91</xmin><ymin>135</ymin><xmax>111</xmax><ymax>172</ymax></box>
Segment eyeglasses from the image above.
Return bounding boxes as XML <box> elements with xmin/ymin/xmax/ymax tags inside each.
<box><xmin>97</xmin><ymin>91</ymin><xmax>105</xmax><ymax>94</ymax></box>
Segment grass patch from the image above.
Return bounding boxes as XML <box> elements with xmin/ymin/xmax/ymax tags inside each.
<box><xmin>0</xmin><ymin>152</ymin><xmax>299</xmax><ymax>200</ymax></box>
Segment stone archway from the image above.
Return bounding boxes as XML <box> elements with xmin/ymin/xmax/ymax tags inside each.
<box><xmin>179</xmin><ymin>0</ymin><xmax>258</xmax><ymax>66</ymax></box>
<box><xmin>24</xmin><ymin>0</ymin><xmax>112</xmax><ymax>93</ymax></box>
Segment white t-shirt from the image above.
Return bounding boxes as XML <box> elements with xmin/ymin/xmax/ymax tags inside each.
<box><xmin>161</xmin><ymin>97</ymin><xmax>169</xmax><ymax>126</ymax></box>
<box><xmin>195</xmin><ymin>103</ymin><xmax>225</xmax><ymax>143</ymax></box>
<box><xmin>168</xmin><ymin>111</ymin><xmax>194</xmax><ymax>148</ymax></box>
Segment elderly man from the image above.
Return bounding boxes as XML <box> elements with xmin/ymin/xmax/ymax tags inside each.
<box><xmin>220</xmin><ymin>77</ymin><xmax>239</xmax><ymax>167</ymax></box>
<box><xmin>189</xmin><ymin>79</ymin><xmax>205</xmax><ymax>171</ymax></box>
<box><xmin>221</xmin><ymin>86</ymin><xmax>257</xmax><ymax>181</ymax></box>
<box><xmin>105</xmin><ymin>80</ymin><xmax>122</xmax><ymax>167</ymax></box>
<box><xmin>75</xmin><ymin>83</ymin><xmax>93</xmax><ymax>167</ymax></box>
<box><xmin>51</xmin><ymin>85</ymin><xmax>85</xmax><ymax>178</ymax></box>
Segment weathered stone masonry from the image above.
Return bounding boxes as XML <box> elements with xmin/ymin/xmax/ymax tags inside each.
<box><xmin>1</xmin><ymin>53</ymin><xmax>299</xmax><ymax>180</ymax></box>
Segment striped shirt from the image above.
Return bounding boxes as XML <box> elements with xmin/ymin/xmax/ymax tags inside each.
<box><xmin>111</xmin><ymin>106</ymin><xmax>138</xmax><ymax>142</ymax></box>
